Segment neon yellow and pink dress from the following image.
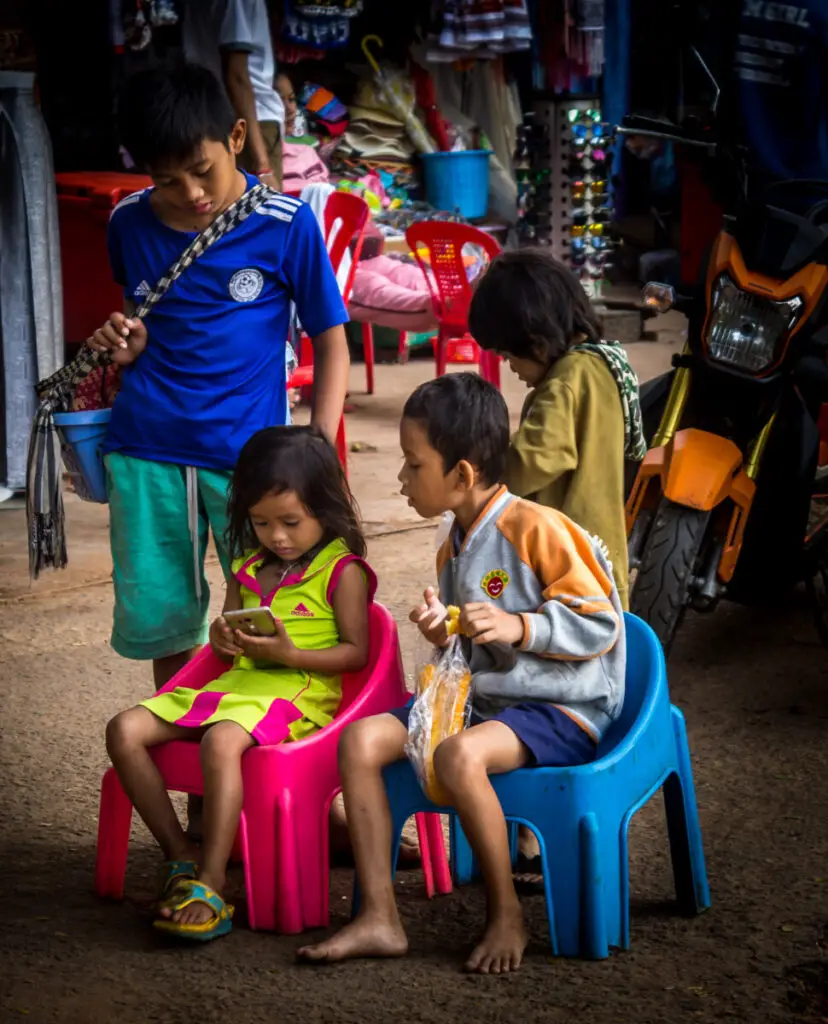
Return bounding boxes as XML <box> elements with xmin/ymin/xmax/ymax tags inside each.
<box><xmin>139</xmin><ymin>538</ymin><xmax>376</xmax><ymax>745</ymax></box>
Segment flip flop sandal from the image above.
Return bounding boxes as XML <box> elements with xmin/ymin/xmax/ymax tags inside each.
<box><xmin>157</xmin><ymin>859</ymin><xmax>199</xmax><ymax>906</ymax></box>
<box><xmin>153</xmin><ymin>880</ymin><xmax>234</xmax><ymax>942</ymax></box>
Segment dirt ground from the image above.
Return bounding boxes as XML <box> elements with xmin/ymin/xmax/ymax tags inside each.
<box><xmin>3</xmin><ymin>337</ymin><xmax>828</xmax><ymax>1024</ymax></box>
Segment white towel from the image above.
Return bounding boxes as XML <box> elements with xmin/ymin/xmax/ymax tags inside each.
<box><xmin>300</xmin><ymin>182</ymin><xmax>352</xmax><ymax>295</ymax></box>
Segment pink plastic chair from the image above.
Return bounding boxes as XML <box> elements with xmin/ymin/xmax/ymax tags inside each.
<box><xmin>404</xmin><ymin>221</ymin><xmax>502</xmax><ymax>388</ymax></box>
<box><xmin>95</xmin><ymin>602</ymin><xmax>451</xmax><ymax>933</ymax></box>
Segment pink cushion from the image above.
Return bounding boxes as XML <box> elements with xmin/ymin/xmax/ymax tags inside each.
<box><xmin>348</xmin><ymin>256</ymin><xmax>438</xmax><ymax>332</ymax></box>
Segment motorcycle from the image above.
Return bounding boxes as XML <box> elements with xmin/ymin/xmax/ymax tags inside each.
<box><xmin>623</xmin><ymin>118</ymin><xmax>828</xmax><ymax>652</ymax></box>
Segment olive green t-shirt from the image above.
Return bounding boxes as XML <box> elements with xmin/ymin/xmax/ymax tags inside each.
<box><xmin>504</xmin><ymin>349</ymin><xmax>629</xmax><ymax>608</ymax></box>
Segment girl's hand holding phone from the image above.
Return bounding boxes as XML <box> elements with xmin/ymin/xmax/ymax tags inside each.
<box><xmin>233</xmin><ymin>618</ymin><xmax>298</xmax><ymax>667</ymax></box>
<box><xmin>209</xmin><ymin>616</ymin><xmax>242</xmax><ymax>662</ymax></box>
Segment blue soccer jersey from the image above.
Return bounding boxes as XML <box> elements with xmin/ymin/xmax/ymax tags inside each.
<box><xmin>102</xmin><ymin>174</ymin><xmax>348</xmax><ymax>470</ymax></box>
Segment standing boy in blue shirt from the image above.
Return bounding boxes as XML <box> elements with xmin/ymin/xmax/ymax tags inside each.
<box><xmin>88</xmin><ymin>65</ymin><xmax>349</xmax><ymax>710</ymax></box>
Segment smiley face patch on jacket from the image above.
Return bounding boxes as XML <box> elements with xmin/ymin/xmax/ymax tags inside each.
<box><xmin>481</xmin><ymin>568</ymin><xmax>510</xmax><ymax>599</ymax></box>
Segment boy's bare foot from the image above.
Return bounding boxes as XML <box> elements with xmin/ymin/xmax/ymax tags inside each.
<box><xmin>464</xmin><ymin>909</ymin><xmax>529</xmax><ymax>974</ymax></box>
<box><xmin>297</xmin><ymin>913</ymin><xmax>409</xmax><ymax>963</ymax></box>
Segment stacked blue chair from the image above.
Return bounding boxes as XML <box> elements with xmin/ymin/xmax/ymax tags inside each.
<box><xmin>379</xmin><ymin>613</ymin><xmax>710</xmax><ymax>958</ymax></box>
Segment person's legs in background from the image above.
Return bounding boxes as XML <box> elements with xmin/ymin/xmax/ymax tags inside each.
<box><xmin>239</xmin><ymin>120</ymin><xmax>283</xmax><ymax>191</ymax></box>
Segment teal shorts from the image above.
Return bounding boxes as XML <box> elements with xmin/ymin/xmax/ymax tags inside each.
<box><xmin>105</xmin><ymin>452</ymin><xmax>233</xmax><ymax>661</ymax></box>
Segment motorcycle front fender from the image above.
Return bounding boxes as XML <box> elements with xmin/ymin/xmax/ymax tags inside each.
<box><xmin>626</xmin><ymin>436</ymin><xmax>758</xmax><ymax>587</ymax></box>
<box><xmin>661</xmin><ymin>428</ymin><xmax>743</xmax><ymax>511</ymax></box>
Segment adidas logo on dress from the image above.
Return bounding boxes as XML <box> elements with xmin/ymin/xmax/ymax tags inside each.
<box><xmin>291</xmin><ymin>602</ymin><xmax>314</xmax><ymax>617</ymax></box>
<box><xmin>134</xmin><ymin>280</ymin><xmax>151</xmax><ymax>297</ymax></box>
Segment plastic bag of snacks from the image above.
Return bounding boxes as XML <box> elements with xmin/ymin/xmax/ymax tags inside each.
<box><xmin>405</xmin><ymin>606</ymin><xmax>472</xmax><ymax>804</ymax></box>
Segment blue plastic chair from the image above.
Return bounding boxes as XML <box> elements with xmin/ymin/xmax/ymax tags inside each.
<box><xmin>379</xmin><ymin>613</ymin><xmax>710</xmax><ymax>959</ymax></box>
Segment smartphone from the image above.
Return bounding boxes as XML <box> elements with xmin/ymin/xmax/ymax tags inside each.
<box><xmin>224</xmin><ymin>607</ymin><xmax>278</xmax><ymax>637</ymax></box>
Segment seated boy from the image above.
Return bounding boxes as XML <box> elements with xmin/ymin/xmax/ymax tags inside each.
<box><xmin>298</xmin><ymin>373</ymin><xmax>625</xmax><ymax>974</ymax></box>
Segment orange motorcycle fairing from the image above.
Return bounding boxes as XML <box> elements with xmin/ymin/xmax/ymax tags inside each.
<box><xmin>626</xmin><ymin>428</ymin><xmax>757</xmax><ymax>584</ymax></box>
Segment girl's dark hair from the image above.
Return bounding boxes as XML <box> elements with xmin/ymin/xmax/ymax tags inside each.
<box><xmin>468</xmin><ymin>249</ymin><xmax>602</xmax><ymax>364</ymax></box>
<box><xmin>226</xmin><ymin>427</ymin><xmax>366</xmax><ymax>560</ymax></box>
<box><xmin>117</xmin><ymin>63</ymin><xmax>238</xmax><ymax>171</ymax></box>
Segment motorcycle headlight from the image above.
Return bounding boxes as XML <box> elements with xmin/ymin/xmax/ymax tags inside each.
<box><xmin>705</xmin><ymin>274</ymin><xmax>804</xmax><ymax>373</ymax></box>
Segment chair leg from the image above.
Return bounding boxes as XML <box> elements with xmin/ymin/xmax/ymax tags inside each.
<box><xmin>436</xmin><ymin>328</ymin><xmax>447</xmax><ymax>378</ymax></box>
<box><xmin>95</xmin><ymin>768</ymin><xmax>133</xmax><ymax>899</ymax></box>
<box><xmin>449</xmin><ymin>817</ymin><xmax>476</xmax><ymax>885</ymax></box>
<box><xmin>335</xmin><ymin>416</ymin><xmax>348</xmax><ymax>476</ymax></box>
<box><xmin>423</xmin><ymin>812</ymin><xmax>452</xmax><ymax>895</ymax></box>
<box><xmin>290</xmin><ymin>797</ymin><xmax>331</xmax><ymax>930</ymax></box>
<box><xmin>579</xmin><ymin>813</ymin><xmax>609</xmax><ymax>959</ymax></box>
<box><xmin>415</xmin><ymin>812</ymin><xmax>435</xmax><ymax>898</ymax></box>
<box><xmin>664</xmin><ymin>707</ymin><xmax>711</xmax><ymax>915</ymax></box>
<box><xmin>362</xmin><ymin>322</ymin><xmax>375</xmax><ymax>395</ymax></box>
<box><xmin>539</xmin><ymin>820</ymin><xmax>585</xmax><ymax>958</ymax></box>
<box><xmin>239</xmin><ymin>786</ymin><xmax>288</xmax><ymax>933</ymax></box>
<box><xmin>480</xmin><ymin>351</ymin><xmax>501</xmax><ymax>389</ymax></box>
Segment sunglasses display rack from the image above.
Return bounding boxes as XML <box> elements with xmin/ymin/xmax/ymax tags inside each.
<box><xmin>514</xmin><ymin>111</ymin><xmax>552</xmax><ymax>246</ymax></box>
<box><xmin>532</xmin><ymin>98</ymin><xmax>615</xmax><ymax>299</ymax></box>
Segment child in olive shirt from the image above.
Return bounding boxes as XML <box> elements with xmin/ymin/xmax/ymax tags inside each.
<box><xmin>468</xmin><ymin>249</ymin><xmax>645</xmax><ymax>610</ymax></box>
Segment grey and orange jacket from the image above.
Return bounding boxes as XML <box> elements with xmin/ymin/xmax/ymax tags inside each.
<box><xmin>437</xmin><ymin>487</ymin><xmax>625</xmax><ymax>742</ymax></box>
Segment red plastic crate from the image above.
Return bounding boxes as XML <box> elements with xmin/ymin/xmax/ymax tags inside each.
<box><xmin>56</xmin><ymin>172</ymin><xmax>152</xmax><ymax>345</ymax></box>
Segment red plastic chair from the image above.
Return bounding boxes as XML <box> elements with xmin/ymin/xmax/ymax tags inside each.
<box><xmin>404</xmin><ymin>222</ymin><xmax>502</xmax><ymax>388</ymax></box>
<box><xmin>95</xmin><ymin>602</ymin><xmax>451</xmax><ymax>933</ymax></box>
<box><xmin>288</xmin><ymin>191</ymin><xmax>371</xmax><ymax>472</ymax></box>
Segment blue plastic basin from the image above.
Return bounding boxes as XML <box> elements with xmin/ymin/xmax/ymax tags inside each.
<box><xmin>53</xmin><ymin>408</ymin><xmax>111</xmax><ymax>504</ymax></box>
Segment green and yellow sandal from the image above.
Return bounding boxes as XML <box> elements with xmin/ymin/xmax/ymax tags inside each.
<box><xmin>153</xmin><ymin>879</ymin><xmax>234</xmax><ymax>942</ymax></box>
<box><xmin>157</xmin><ymin>859</ymin><xmax>198</xmax><ymax>907</ymax></box>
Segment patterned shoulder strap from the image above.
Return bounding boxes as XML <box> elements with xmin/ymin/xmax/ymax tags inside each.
<box><xmin>36</xmin><ymin>183</ymin><xmax>273</xmax><ymax>402</ymax></box>
<box><xmin>571</xmin><ymin>340</ymin><xmax>647</xmax><ymax>461</ymax></box>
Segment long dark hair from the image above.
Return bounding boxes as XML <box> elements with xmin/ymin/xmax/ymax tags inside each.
<box><xmin>226</xmin><ymin>426</ymin><xmax>366</xmax><ymax>560</ymax></box>
<box><xmin>468</xmin><ymin>248</ymin><xmax>602</xmax><ymax>364</ymax></box>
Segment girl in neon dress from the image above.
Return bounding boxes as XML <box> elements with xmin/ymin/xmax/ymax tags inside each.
<box><xmin>105</xmin><ymin>426</ymin><xmax>374</xmax><ymax>940</ymax></box>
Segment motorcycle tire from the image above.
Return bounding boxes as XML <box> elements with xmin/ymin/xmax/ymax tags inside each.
<box><xmin>631</xmin><ymin>499</ymin><xmax>711</xmax><ymax>653</ymax></box>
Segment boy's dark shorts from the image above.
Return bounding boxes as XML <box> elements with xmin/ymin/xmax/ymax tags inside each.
<box><xmin>389</xmin><ymin>701</ymin><xmax>596</xmax><ymax>768</ymax></box>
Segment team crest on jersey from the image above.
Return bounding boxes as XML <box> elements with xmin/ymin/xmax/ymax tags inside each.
<box><xmin>481</xmin><ymin>569</ymin><xmax>510</xmax><ymax>599</ymax></box>
<box><xmin>228</xmin><ymin>267</ymin><xmax>264</xmax><ymax>302</ymax></box>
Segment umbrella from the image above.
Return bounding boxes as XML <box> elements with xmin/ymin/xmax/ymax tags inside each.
<box><xmin>360</xmin><ymin>35</ymin><xmax>435</xmax><ymax>155</ymax></box>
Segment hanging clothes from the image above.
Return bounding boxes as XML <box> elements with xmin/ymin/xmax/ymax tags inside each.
<box><xmin>0</xmin><ymin>72</ymin><xmax>63</xmax><ymax>493</ymax></box>
<box><xmin>529</xmin><ymin>0</ymin><xmax>606</xmax><ymax>91</ymax></box>
<box><xmin>282</xmin><ymin>0</ymin><xmax>355</xmax><ymax>50</ymax></box>
<box><xmin>427</xmin><ymin>0</ymin><xmax>533</xmax><ymax>62</ymax></box>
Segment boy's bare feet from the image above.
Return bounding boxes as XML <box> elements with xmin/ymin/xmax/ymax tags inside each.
<box><xmin>297</xmin><ymin>912</ymin><xmax>409</xmax><ymax>963</ymax></box>
<box><xmin>464</xmin><ymin>908</ymin><xmax>529</xmax><ymax>974</ymax></box>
